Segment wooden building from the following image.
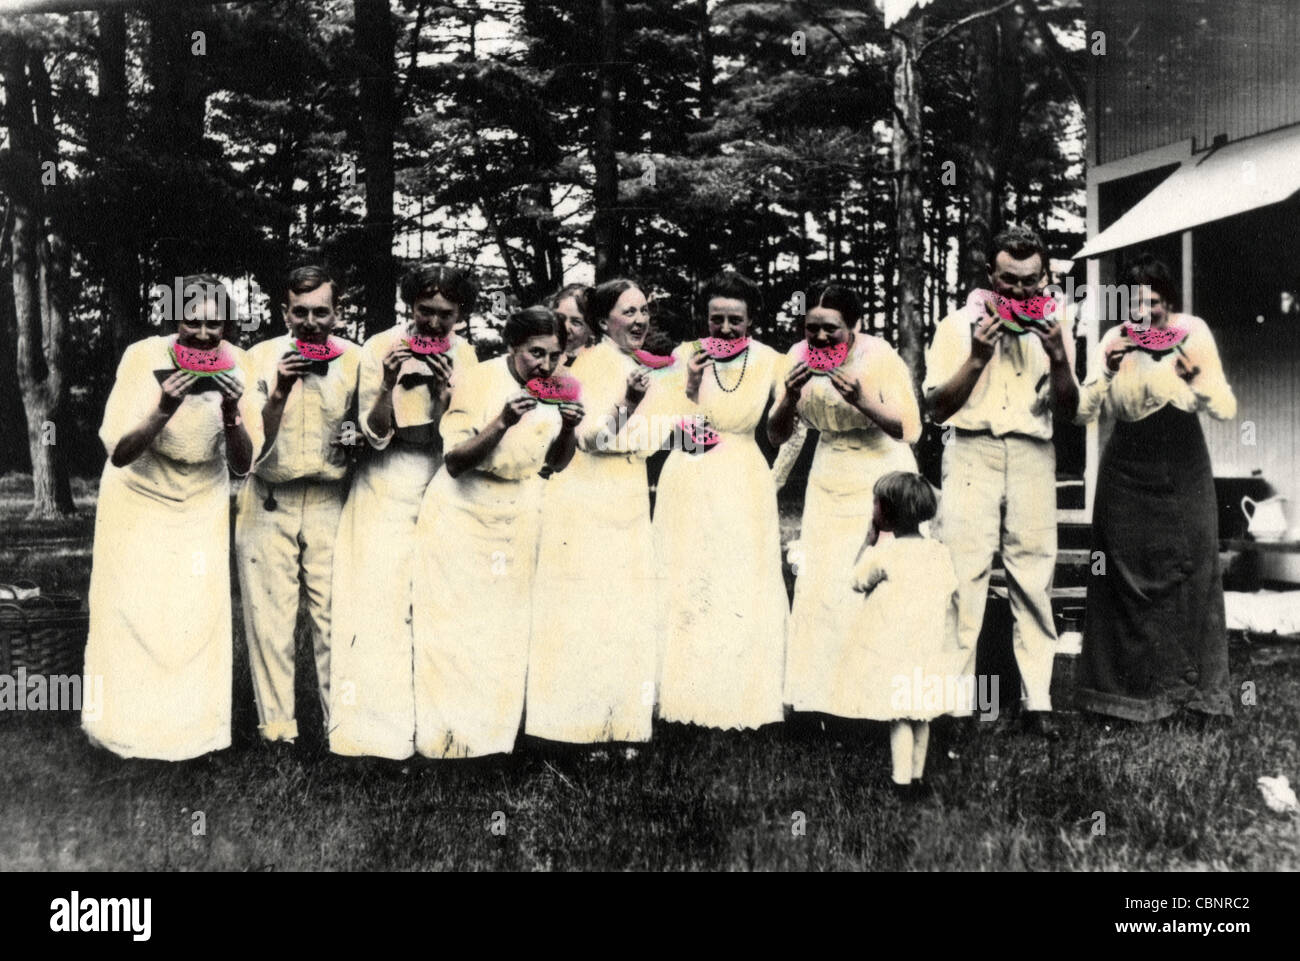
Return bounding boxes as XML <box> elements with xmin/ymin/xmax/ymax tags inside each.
<box><xmin>1078</xmin><ymin>0</ymin><xmax>1300</xmax><ymax>582</ymax></box>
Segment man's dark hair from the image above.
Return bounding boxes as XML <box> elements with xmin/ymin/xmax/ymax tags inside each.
<box><xmin>284</xmin><ymin>264</ymin><xmax>340</xmax><ymax>307</ymax></box>
<box><xmin>987</xmin><ymin>224</ymin><xmax>1047</xmax><ymax>269</ymax></box>
<box><xmin>700</xmin><ymin>270</ymin><xmax>763</xmax><ymax>320</ymax></box>
<box><xmin>400</xmin><ymin>263</ymin><xmax>478</xmax><ymax>314</ymax></box>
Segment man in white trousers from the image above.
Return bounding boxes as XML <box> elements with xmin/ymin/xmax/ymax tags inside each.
<box><xmin>923</xmin><ymin>225</ymin><xmax>1078</xmax><ymax>738</ymax></box>
<box><xmin>236</xmin><ymin>265</ymin><xmax>361</xmax><ymax>744</ymax></box>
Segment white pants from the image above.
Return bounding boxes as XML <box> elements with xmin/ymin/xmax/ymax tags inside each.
<box><xmin>936</xmin><ymin>432</ymin><xmax>1057</xmax><ymax>711</ymax></box>
<box><xmin>235</xmin><ymin>475</ymin><xmax>346</xmax><ymax>741</ymax></box>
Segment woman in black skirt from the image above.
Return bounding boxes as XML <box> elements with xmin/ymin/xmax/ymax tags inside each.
<box><xmin>1074</xmin><ymin>256</ymin><xmax>1238</xmax><ymax>722</ymax></box>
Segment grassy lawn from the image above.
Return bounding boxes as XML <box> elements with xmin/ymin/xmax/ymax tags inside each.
<box><xmin>2</xmin><ymin>472</ymin><xmax>1299</xmax><ymax>871</ymax></box>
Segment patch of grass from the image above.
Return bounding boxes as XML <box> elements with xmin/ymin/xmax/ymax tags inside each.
<box><xmin>2</xmin><ymin>471</ymin><xmax>1299</xmax><ymax>870</ymax></box>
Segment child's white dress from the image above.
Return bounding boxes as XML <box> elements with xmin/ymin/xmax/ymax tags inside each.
<box><xmin>827</xmin><ymin>535</ymin><xmax>964</xmax><ymax>721</ymax></box>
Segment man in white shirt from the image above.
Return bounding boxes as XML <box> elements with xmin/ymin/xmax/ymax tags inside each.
<box><xmin>923</xmin><ymin>225</ymin><xmax>1078</xmax><ymax>737</ymax></box>
<box><xmin>236</xmin><ymin>265</ymin><xmax>361</xmax><ymax>745</ymax></box>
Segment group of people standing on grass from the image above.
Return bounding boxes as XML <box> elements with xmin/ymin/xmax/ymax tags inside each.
<box><xmin>82</xmin><ymin>223</ymin><xmax>1240</xmax><ymax>793</ymax></box>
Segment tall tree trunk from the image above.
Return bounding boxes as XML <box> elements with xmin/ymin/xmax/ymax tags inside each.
<box><xmin>355</xmin><ymin>0</ymin><xmax>398</xmax><ymax>338</ymax></box>
<box><xmin>960</xmin><ymin>20</ymin><xmax>997</xmax><ymax>292</ymax></box>
<box><xmin>696</xmin><ymin>0</ymin><xmax>712</xmax><ymax>118</ymax></box>
<box><xmin>892</xmin><ymin>20</ymin><xmax>926</xmax><ymax>405</ymax></box>
<box><xmin>592</xmin><ymin>0</ymin><xmax>621</xmax><ymax>280</ymax></box>
<box><xmin>2</xmin><ymin>40</ymin><xmax>75</xmax><ymax>516</ymax></box>
<box><xmin>95</xmin><ymin>9</ymin><xmax>143</xmax><ymax>360</ymax></box>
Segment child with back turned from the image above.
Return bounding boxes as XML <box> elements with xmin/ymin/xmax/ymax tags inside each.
<box><xmin>830</xmin><ymin>471</ymin><xmax>961</xmax><ymax>800</ymax></box>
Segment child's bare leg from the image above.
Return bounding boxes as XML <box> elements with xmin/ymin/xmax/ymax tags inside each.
<box><xmin>889</xmin><ymin>721</ymin><xmax>913</xmax><ymax>785</ymax></box>
<box><xmin>911</xmin><ymin>721</ymin><xmax>931</xmax><ymax>781</ymax></box>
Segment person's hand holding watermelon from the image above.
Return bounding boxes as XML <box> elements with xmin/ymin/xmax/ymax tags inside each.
<box><xmin>1103</xmin><ymin>337</ymin><xmax>1134</xmax><ymax>374</ymax></box>
<box><xmin>1025</xmin><ymin>309</ymin><xmax>1069</xmax><ymax>364</ymax></box>
<box><xmin>157</xmin><ymin>369</ymin><xmax>199</xmax><ymax>415</ymax></box>
<box><xmin>212</xmin><ymin>370</ymin><xmax>245</xmax><ymax>414</ymax></box>
<box><xmin>379</xmin><ymin>340</ymin><xmax>415</xmax><ymax>389</ymax></box>
<box><xmin>826</xmin><ymin>368</ymin><xmax>862</xmax><ymax>406</ymax></box>
<box><xmin>971</xmin><ymin>300</ymin><xmax>1005</xmax><ymax>363</ymax></box>
<box><xmin>557</xmin><ymin>400</ymin><xmax>585</xmax><ymax>431</ymax></box>
<box><xmin>499</xmin><ymin>391</ymin><xmax>538</xmax><ymax>427</ymax></box>
<box><xmin>684</xmin><ymin>348</ymin><xmax>713</xmax><ymax>402</ymax></box>
<box><xmin>783</xmin><ymin>361</ymin><xmax>815</xmax><ymax>395</ymax></box>
<box><xmin>273</xmin><ymin>348</ymin><xmax>315</xmax><ymax>398</ymax></box>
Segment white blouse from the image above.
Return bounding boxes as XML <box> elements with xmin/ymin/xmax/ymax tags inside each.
<box><xmin>439</xmin><ymin>355</ymin><xmax>562</xmax><ymax>481</ymax></box>
<box><xmin>1075</xmin><ymin>314</ymin><xmax>1237</xmax><ymax>424</ymax></box>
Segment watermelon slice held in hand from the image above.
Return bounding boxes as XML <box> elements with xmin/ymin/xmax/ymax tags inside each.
<box><xmin>406</xmin><ymin>334</ymin><xmax>451</xmax><ymax>356</ymax></box>
<box><xmin>525</xmin><ymin>374</ymin><xmax>581</xmax><ymax>404</ymax></box>
<box><xmin>1123</xmin><ymin>323</ymin><xmax>1189</xmax><ymax>354</ymax></box>
<box><xmin>170</xmin><ymin>342</ymin><xmax>237</xmax><ymax>376</ymax></box>
<box><xmin>803</xmin><ymin>340</ymin><xmax>850</xmax><ymax>375</ymax></box>
<box><xmin>295</xmin><ymin>337</ymin><xmax>347</xmax><ymax>362</ymax></box>
<box><xmin>633</xmin><ymin>348</ymin><xmax>675</xmax><ymax>369</ymax></box>
<box><xmin>680</xmin><ymin>417</ymin><xmax>720</xmax><ymax>454</ymax></box>
<box><xmin>997</xmin><ymin>295</ymin><xmax>1057</xmax><ymax>333</ymax></box>
<box><xmin>696</xmin><ymin>336</ymin><xmax>750</xmax><ymax>360</ymax></box>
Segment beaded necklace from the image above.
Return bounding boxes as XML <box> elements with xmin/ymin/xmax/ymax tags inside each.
<box><xmin>711</xmin><ymin>346</ymin><xmax>750</xmax><ymax>393</ymax></box>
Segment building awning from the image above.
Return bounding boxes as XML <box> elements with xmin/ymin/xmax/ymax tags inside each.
<box><xmin>1075</xmin><ymin>124</ymin><xmax>1300</xmax><ymax>259</ymax></box>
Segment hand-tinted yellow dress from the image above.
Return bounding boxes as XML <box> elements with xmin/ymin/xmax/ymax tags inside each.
<box><xmin>831</xmin><ymin>535</ymin><xmax>962</xmax><ymax>720</ymax></box>
<box><xmin>412</xmin><ymin>355</ymin><xmax>561</xmax><ymax>758</ymax></box>
<box><xmin>781</xmin><ymin>334</ymin><xmax>921</xmax><ymax>713</ymax></box>
<box><xmin>329</xmin><ymin>327</ymin><xmax>478</xmax><ymax>759</ymax></box>
<box><xmin>655</xmin><ymin>339</ymin><xmax>791</xmax><ymax>729</ymax></box>
<box><xmin>83</xmin><ymin>335</ymin><xmax>256</xmax><ymax>760</ymax></box>
<box><xmin>526</xmin><ymin>338</ymin><xmax>667</xmax><ymax>743</ymax></box>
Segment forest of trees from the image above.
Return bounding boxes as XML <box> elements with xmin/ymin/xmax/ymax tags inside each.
<box><xmin>0</xmin><ymin>0</ymin><xmax>1085</xmax><ymax>515</ymax></box>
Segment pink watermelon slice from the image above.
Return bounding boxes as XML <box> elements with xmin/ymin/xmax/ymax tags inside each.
<box><xmin>295</xmin><ymin>337</ymin><xmax>347</xmax><ymax>362</ymax></box>
<box><xmin>696</xmin><ymin>336</ymin><xmax>750</xmax><ymax>361</ymax></box>
<box><xmin>525</xmin><ymin>374</ymin><xmax>581</xmax><ymax>404</ymax></box>
<box><xmin>997</xmin><ymin>295</ymin><xmax>1057</xmax><ymax>333</ymax></box>
<box><xmin>1123</xmin><ymin>323</ymin><xmax>1189</xmax><ymax>354</ymax></box>
<box><xmin>406</xmin><ymin>334</ymin><xmax>451</xmax><ymax>356</ymax></box>
<box><xmin>633</xmin><ymin>348</ymin><xmax>675</xmax><ymax>369</ymax></box>
<box><xmin>680</xmin><ymin>417</ymin><xmax>720</xmax><ymax>454</ymax></box>
<box><xmin>170</xmin><ymin>342</ymin><xmax>237</xmax><ymax>376</ymax></box>
<box><xmin>803</xmin><ymin>340</ymin><xmax>850</xmax><ymax>375</ymax></box>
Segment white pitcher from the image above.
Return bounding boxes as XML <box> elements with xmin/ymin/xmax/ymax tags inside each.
<box><xmin>1241</xmin><ymin>495</ymin><xmax>1288</xmax><ymax>541</ymax></box>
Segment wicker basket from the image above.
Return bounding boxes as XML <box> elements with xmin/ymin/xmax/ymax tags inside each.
<box><xmin>0</xmin><ymin>594</ymin><xmax>89</xmax><ymax>679</ymax></box>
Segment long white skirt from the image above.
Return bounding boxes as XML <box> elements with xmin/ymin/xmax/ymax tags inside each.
<box><xmin>655</xmin><ymin>434</ymin><xmax>789</xmax><ymax>729</ymax></box>
<box><xmin>784</xmin><ymin>435</ymin><xmax>917</xmax><ymax>712</ymax></box>
<box><xmin>526</xmin><ymin>453</ymin><xmax>657</xmax><ymax>743</ymax></box>
<box><xmin>82</xmin><ymin>462</ymin><xmax>232</xmax><ymax>760</ymax></box>
<box><xmin>412</xmin><ymin>467</ymin><xmax>543</xmax><ymax>758</ymax></box>
<box><xmin>329</xmin><ymin>444</ymin><xmax>440</xmax><ymax>759</ymax></box>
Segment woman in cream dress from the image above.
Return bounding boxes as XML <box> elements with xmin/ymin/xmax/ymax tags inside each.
<box><xmin>655</xmin><ymin>271</ymin><xmax>791</xmax><ymax>730</ymax></box>
<box><xmin>412</xmin><ymin>307</ymin><xmax>581</xmax><ymax>758</ymax></box>
<box><xmin>527</xmin><ymin>279</ymin><xmax>667</xmax><ymax>745</ymax></box>
<box><xmin>83</xmin><ymin>275</ymin><xmax>255</xmax><ymax>760</ymax></box>
<box><xmin>329</xmin><ymin>265</ymin><xmax>479</xmax><ymax>759</ymax></box>
<box><xmin>1073</xmin><ymin>257</ymin><xmax>1237</xmax><ymax>723</ymax></box>
<box><xmin>767</xmin><ymin>284</ymin><xmax>922</xmax><ymax>716</ymax></box>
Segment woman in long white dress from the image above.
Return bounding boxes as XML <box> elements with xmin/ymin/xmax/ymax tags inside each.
<box><xmin>329</xmin><ymin>265</ymin><xmax>479</xmax><ymax>759</ymax></box>
<box><xmin>411</xmin><ymin>307</ymin><xmax>581</xmax><ymax>758</ymax></box>
<box><xmin>655</xmin><ymin>271</ymin><xmax>791</xmax><ymax>730</ymax></box>
<box><xmin>767</xmin><ymin>284</ymin><xmax>921</xmax><ymax>716</ymax></box>
<box><xmin>527</xmin><ymin>279</ymin><xmax>668</xmax><ymax>745</ymax></box>
<box><xmin>83</xmin><ymin>275</ymin><xmax>255</xmax><ymax>760</ymax></box>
